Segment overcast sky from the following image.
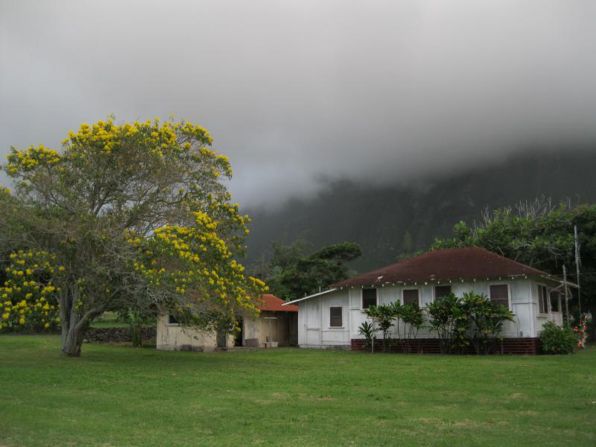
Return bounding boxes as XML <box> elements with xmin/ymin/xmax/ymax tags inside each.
<box><xmin>1</xmin><ymin>0</ymin><xmax>596</xmax><ymax>207</ymax></box>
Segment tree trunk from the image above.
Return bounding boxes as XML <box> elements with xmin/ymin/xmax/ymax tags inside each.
<box><xmin>62</xmin><ymin>324</ymin><xmax>85</xmax><ymax>356</ymax></box>
<box><xmin>59</xmin><ymin>285</ymin><xmax>97</xmax><ymax>357</ymax></box>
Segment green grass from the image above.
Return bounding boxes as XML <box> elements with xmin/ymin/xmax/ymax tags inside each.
<box><xmin>1</xmin><ymin>336</ymin><xmax>595</xmax><ymax>447</ymax></box>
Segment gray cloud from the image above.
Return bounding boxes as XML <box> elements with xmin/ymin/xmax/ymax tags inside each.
<box><xmin>1</xmin><ymin>0</ymin><xmax>596</xmax><ymax>207</ymax></box>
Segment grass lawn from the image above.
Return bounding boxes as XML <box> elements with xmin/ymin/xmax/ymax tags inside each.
<box><xmin>1</xmin><ymin>336</ymin><xmax>595</xmax><ymax>447</ymax></box>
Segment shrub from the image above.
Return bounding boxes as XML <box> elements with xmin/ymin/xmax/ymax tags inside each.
<box><xmin>399</xmin><ymin>303</ymin><xmax>424</xmax><ymax>352</ymax></box>
<box><xmin>358</xmin><ymin>321</ymin><xmax>376</xmax><ymax>352</ymax></box>
<box><xmin>365</xmin><ymin>304</ymin><xmax>396</xmax><ymax>352</ymax></box>
<box><xmin>427</xmin><ymin>294</ymin><xmax>468</xmax><ymax>354</ymax></box>
<box><xmin>428</xmin><ymin>292</ymin><xmax>513</xmax><ymax>354</ymax></box>
<box><xmin>460</xmin><ymin>292</ymin><xmax>514</xmax><ymax>355</ymax></box>
<box><xmin>540</xmin><ymin>321</ymin><xmax>576</xmax><ymax>354</ymax></box>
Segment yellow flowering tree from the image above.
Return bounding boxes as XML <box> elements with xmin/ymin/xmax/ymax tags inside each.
<box><xmin>1</xmin><ymin>117</ymin><xmax>266</xmax><ymax>356</ymax></box>
<box><xmin>0</xmin><ymin>250</ymin><xmax>60</xmax><ymax>332</ymax></box>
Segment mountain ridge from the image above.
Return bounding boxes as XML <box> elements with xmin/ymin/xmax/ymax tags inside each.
<box><xmin>245</xmin><ymin>148</ymin><xmax>596</xmax><ymax>272</ymax></box>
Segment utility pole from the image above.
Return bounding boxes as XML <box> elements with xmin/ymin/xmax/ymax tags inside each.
<box><xmin>563</xmin><ymin>265</ymin><xmax>570</xmax><ymax>325</ymax></box>
<box><xmin>574</xmin><ymin>225</ymin><xmax>582</xmax><ymax>314</ymax></box>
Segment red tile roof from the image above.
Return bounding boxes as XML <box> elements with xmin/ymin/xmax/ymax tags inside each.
<box><xmin>258</xmin><ymin>294</ymin><xmax>298</xmax><ymax>312</ymax></box>
<box><xmin>333</xmin><ymin>247</ymin><xmax>549</xmax><ymax>288</ymax></box>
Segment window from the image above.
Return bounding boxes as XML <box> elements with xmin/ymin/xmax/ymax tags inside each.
<box><xmin>403</xmin><ymin>289</ymin><xmax>419</xmax><ymax>306</ymax></box>
<box><xmin>550</xmin><ymin>291</ymin><xmax>560</xmax><ymax>312</ymax></box>
<box><xmin>330</xmin><ymin>307</ymin><xmax>343</xmax><ymax>327</ymax></box>
<box><xmin>538</xmin><ymin>285</ymin><xmax>549</xmax><ymax>314</ymax></box>
<box><xmin>434</xmin><ymin>285</ymin><xmax>452</xmax><ymax>301</ymax></box>
<box><xmin>362</xmin><ymin>288</ymin><xmax>377</xmax><ymax>309</ymax></box>
<box><xmin>168</xmin><ymin>314</ymin><xmax>179</xmax><ymax>325</ymax></box>
<box><xmin>489</xmin><ymin>284</ymin><xmax>509</xmax><ymax>308</ymax></box>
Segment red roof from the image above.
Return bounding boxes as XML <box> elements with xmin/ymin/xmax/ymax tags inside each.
<box><xmin>258</xmin><ymin>294</ymin><xmax>298</xmax><ymax>312</ymax></box>
<box><xmin>333</xmin><ymin>247</ymin><xmax>549</xmax><ymax>288</ymax></box>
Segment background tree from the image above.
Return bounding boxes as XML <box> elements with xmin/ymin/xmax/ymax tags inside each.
<box><xmin>264</xmin><ymin>241</ymin><xmax>361</xmax><ymax>300</ymax></box>
<box><xmin>0</xmin><ymin>118</ymin><xmax>265</xmax><ymax>356</ymax></box>
<box><xmin>433</xmin><ymin>199</ymin><xmax>596</xmax><ymax>328</ymax></box>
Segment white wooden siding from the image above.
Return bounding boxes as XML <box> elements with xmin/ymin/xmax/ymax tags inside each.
<box><xmin>295</xmin><ymin>278</ymin><xmax>563</xmax><ymax>347</ymax></box>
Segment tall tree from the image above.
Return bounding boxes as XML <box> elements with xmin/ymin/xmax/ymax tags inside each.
<box><xmin>433</xmin><ymin>199</ymin><xmax>596</xmax><ymax>316</ymax></box>
<box><xmin>0</xmin><ymin>118</ymin><xmax>266</xmax><ymax>356</ymax></box>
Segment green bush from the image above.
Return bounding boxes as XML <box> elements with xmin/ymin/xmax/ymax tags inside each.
<box><xmin>358</xmin><ymin>321</ymin><xmax>376</xmax><ymax>352</ymax></box>
<box><xmin>540</xmin><ymin>321</ymin><xmax>576</xmax><ymax>354</ymax></box>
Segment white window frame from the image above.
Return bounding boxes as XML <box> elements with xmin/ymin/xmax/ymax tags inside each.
<box><xmin>402</xmin><ymin>288</ymin><xmax>421</xmax><ymax>306</ymax></box>
<box><xmin>432</xmin><ymin>284</ymin><xmax>452</xmax><ymax>302</ymax></box>
<box><xmin>488</xmin><ymin>283</ymin><xmax>511</xmax><ymax>310</ymax></box>
<box><xmin>549</xmin><ymin>290</ymin><xmax>562</xmax><ymax>313</ymax></box>
<box><xmin>328</xmin><ymin>306</ymin><xmax>344</xmax><ymax>329</ymax></box>
<box><xmin>361</xmin><ymin>288</ymin><xmax>378</xmax><ymax>310</ymax></box>
<box><xmin>166</xmin><ymin>313</ymin><xmax>180</xmax><ymax>326</ymax></box>
<box><xmin>537</xmin><ymin>284</ymin><xmax>550</xmax><ymax>315</ymax></box>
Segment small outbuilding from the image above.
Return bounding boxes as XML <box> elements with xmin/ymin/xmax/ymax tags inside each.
<box><xmin>156</xmin><ymin>294</ymin><xmax>298</xmax><ymax>351</ymax></box>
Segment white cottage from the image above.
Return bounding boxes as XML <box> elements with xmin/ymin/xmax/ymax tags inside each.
<box><xmin>283</xmin><ymin>247</ymin><xmax>571</xmax><ymax>354</ymax></box>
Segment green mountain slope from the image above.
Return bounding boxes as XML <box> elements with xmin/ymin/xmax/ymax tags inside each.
<box><xmin>246</xmin><ymin>149</ymin><xmax>596</xmax><ymax>272</ymax></box>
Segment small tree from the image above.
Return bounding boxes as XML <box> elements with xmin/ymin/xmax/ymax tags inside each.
<box><xmin>365</xmin><ymin>304</ymin><xmax>396</xmax><ymax>352</ymax></box>
<box><xmin>358</xmin><ymin>321</ymin><xmax>376</xmax><ymax>352</ymax></box>
<box><xmin>427</xmin><ymin>294</ymin><xmax>468</xmax><ymax>354</ymax></box>
<box><xmin>399</xmin><ymin>303</ymin><xmax>425</xmax><ymax>352</ymax></box>
<box><xmin>460</xmin><ymin>292</ymin><xmax>514</xmax><ymax>354</ymax></box>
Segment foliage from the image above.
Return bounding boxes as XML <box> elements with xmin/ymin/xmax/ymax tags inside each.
<box><xmin>264</xmin><ymin>240</ymin><xmax>361</xmax><ymax>300</ymax></box>
<box><xmin>364</xmin><ymin>304</ymin><xmax>396</xmax><ymax>352</ymax></box>
<box><xmin>427</xmin><ymin>292</ymin><xmax>514</xmax><ymax>354</ymax></box>
<box><xmin>427</xmin><ymin>294</ymin><xmax>468</xmax><ymax>354</ymax></box>
<box><xmin>433</xmin><ymin>200</ymin><xmax>596</xmax><ymax>318</ymax></box>
<box><xmin>0</xmin><ymin>250</ymin><xmax>60</xmax><ymax>332</ymax></box>
<box><xmin>540</xmin><ymin>321</ymin><xmax>577</xmax><ymax>354</ymax></box>
<box><xmin>0</xmin><ymin>117</ymin><xmax>265</xmax><ymax>356</ymax></box>
<box><xmin>358</xmin><ymin>320</ymin><xmax>376</xmax><ymax>352</ymax></box>
<box><xmin>398</xmin><ymin>303</ymin><xmax>425</xmax><ymax>350</ymax></box>
<box><xmin>460</xmin><ymin>292</ymin><xmax>514</xmax><ymax>355</ymax></box>
<box><xmin>573</xmin><ymin>312</ymin><xmax>592</xmax><ymax>349</ymax></box>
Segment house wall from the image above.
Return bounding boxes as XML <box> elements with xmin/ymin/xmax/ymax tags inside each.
<box><xmin>532</xmin><ymin>281</ymin><xmax>564</xmax><ymax>334</ymax></box>
<box><xmin>296</xmin><ymin>278</ymin><xmax>564</xmax><ymax>348</ymax></box>
<box><xmin>156</xmin><ymin>314</ymin><xmax>234</xmax><ymax>352</ymax></box>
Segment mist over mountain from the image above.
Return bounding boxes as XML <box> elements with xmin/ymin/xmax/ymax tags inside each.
<box><xmin>245</xmin><ymin>148</ymin><xmax>596</xmax><ymax>272</ymax></box>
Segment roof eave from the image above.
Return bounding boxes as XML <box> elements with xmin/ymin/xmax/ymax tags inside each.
<box><xmin>283</xmin><ymin>288</ymin><xmax>339</xmax><ymax>305</ymax></box>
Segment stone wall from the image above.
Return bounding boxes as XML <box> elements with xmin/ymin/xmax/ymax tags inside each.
<box><xmin>85</xmin><ymin>327</ymin><xmax>156</xmax><ymax>344</ymax></box>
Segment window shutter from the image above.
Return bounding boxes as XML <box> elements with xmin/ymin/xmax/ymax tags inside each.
<box><xmin>362</xmin><ymin>289</ymin><xmax>377</xmax><ymax>309</ymax></box>
<box><xmin>403</xmin><ymin>289</ymin><xmax>419</xmax><ymax>306</ymax></box>
<box><xmin>330</xmin><ymin>307</ymin><xmax>343</xmax><ymax>327</ymax></box>
<box><xmin>489</xmin><ymin>285</ymin><xmax>509</xmax><ymax>307</ymax></box>
<box><xmin>434</xmin><ymin>285</ymin><xmax>451</xmax><ymax>300</ymax></box>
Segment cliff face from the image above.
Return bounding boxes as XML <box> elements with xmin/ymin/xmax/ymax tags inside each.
<box><xmin>246</xmin><ymin>149</ymin><xmax>596</xmax><ymax>272</ymax></box>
